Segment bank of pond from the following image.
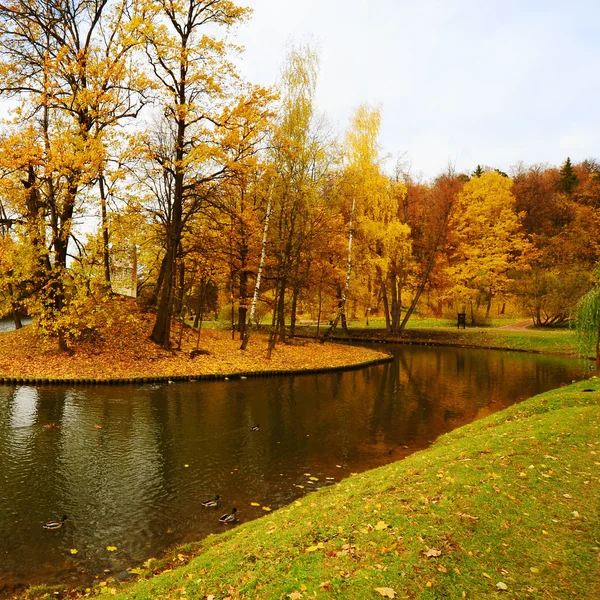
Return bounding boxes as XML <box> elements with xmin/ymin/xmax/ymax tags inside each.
<box><xmin>0</xmin><ymin>343</ymin><xmax>591</xmax><ymax>596</ymax></box>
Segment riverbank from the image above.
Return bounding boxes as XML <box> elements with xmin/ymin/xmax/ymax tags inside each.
<box><xmin>0</xmin><ymin>313</ymin><xmax>391</xmax><ymax>383</ymax></box>
<box><xmin>30</xmin><ymin>378</ymin><xmax>597</xmax><ymax>599</ymax></box>
<box><xmin>297</xmin><ymin>323</ymin><xmax>580</xmax><ymax>357</ymax></box>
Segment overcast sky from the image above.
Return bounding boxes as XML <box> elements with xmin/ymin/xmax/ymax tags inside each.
<box><xmin>234</xmin><ymin>0</ymin><xmax>600</xmax><ymax>180</ymax></box>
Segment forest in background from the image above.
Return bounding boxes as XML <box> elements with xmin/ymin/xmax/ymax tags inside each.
<box><xmin>1</xmin><ymin>0</ymin><xmax>599</xmax><ymax>353</ymax></box>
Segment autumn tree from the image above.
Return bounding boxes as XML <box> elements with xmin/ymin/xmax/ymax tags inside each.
<box><xmin>0</xmin><ymin>0</ymin><xmax>145</xmax><ymax>348</ymax></box>
<box><xmin>396</xmin><ymin>169</ymin><xmax>462</xmax><ymax>330</ymax></box>
<box><xmin>512</xmin><ymin>161</ymin><xmax>600</xmax><ymax>325</ymax></box>
<box><xmin>138</xmin><ymin>0</ymin><xmax>274</xmax><ymax>348</ymax></box>
<box><xmin>266</xmin><ymin>44</ymin><xmax>332</xmax><ymax>352</ymax></box>
<box><xmin>444</xmin><ymin>171</ymin><xmax>530</xmax><ymax>321</ymax></box>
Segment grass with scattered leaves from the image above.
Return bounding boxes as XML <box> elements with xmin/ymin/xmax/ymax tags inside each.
<box><xmin>66</xmin><ymin>379</ymin><xmax>600</xmax><ymax>599</ymax></box>
<box><xmin>298</xmin><ymin>324</ymin><xmax>581</xmax><ymax>358</ymax></box>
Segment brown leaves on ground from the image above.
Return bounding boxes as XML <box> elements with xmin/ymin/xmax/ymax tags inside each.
<box><xmin>0</xmin><ymin>300</ymin><xmax>388</xmax><ymax>380</ymax></box>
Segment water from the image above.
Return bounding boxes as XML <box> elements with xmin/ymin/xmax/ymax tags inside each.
<box><xmin>0</xmin><ymin>345</ymin><xmax>587</xmax><ymax>593</ymax></box>
<box><xmin>0</xmin><ymin>317</ymin><xmax>32</xmax><ymax>333</ymax></box>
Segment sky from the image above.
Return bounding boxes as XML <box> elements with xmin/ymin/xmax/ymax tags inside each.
<box><xmin>233</xmin><ymin>0</ymin><xmax>600</xmax><ymax>180</ymax></box>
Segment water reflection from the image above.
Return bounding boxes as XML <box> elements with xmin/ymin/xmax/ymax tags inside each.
<box><xmin>0</xmin><ymin>345</ymin><xmax>586</xmax><ymax>593</ymax></box>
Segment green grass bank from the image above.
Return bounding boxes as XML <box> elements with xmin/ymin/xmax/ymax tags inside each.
<box><xmin>61</xmin><ymin>378</ymin><xmax>600</xmax><ymax>600</ymax></box>
<box><xmin>299</xmin><ymin>320</ymin><xmax>581</xmax><ymax>358</ymax></box>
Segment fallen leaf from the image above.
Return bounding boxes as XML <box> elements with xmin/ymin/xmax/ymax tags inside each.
<box><xmin>70</xmin><ymin>548</ymin><xmax>78</xmax><ymax>555</ymax></box>
<box><xmin>374</xmin><ymin>521</ymin><xmax>389</xmax><ymax>531</ymax></box>
<box><xmin>250</xmin><ymin>502</ymin><xmax>260</xmax><ymax>507</ymax></box>
<box><xmin>425</xmin><ymin>548</ymin><xmax>442</xmax><ymax>557</ymax></box>
<box><xmin>262</xmin><ymin>506</ymin><xmax>271</xmax><ymax>512</ymax></box>
<box><xmin>287</xmin><ymin>592</ymin><xmax>303</xmax><ymax>600</ymax></box>
<box><xmin>306</xmin><ymin>542</ymin><xmax>325</xmax><ymax>553</ymax></box>
<box><xmin>374</xmin><ymin>587</ymin><xmax>396</xmax><ymax>598</ymax></box>
<box><xmin>106</xmin><ymin>546</ymin><xmax>117</xmax><ymax>552</ymax></box>
<box><xmin>496</xmin><ymin>582</ymin><xmax>508</xmax><ymax>591</ymax></box>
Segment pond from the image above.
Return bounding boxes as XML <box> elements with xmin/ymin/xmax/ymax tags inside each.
<box><xmin>0</xmin><ymin>316</ymin><xmax>32</xmax><ymax>333</ymax></box>
<box><xmin>0</xmin><ymin>344</ymin><xmax>588</xmax><ymax>594</ymax></box>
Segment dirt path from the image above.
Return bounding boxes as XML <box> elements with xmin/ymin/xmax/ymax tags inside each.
<box><xmin>498</xmin><ymin>320</ymin><xmax>534</xmax><ymax>330</ymax></box>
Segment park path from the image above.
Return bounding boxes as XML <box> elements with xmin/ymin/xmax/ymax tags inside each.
<box><xmin>498</xmin><ymin>320</ymin><xmax>534</xmax><ymax>331</ymax></box>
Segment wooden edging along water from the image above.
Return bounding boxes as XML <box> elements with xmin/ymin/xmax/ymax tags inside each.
<box><xmin>310</xmin><ymin>334</ymin><xmax>549</xmax><ymax>354</ymax></box>
<box><xmin>0</xmin><ymin>354</ymin><xmax>393</xmax><ymax>387</ymax></box>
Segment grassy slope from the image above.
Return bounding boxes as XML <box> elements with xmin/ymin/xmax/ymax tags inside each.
<box><xmin>100</xmin><ymin>380</ymin><xmax>600</xmax><ymax>600</ymax></box>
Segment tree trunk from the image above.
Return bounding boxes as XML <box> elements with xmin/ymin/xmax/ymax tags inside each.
<box><xmin>151</xmin><ymin>242</ymin><xmax>176</xmax><ymax>348</ymax></box>
<box><xmin>290</xmin><ymin>286</ymin><xmax>299</xmax><ymax>337</ymax></box>
<box><xmin>241</xmin><ymin>197</ymin><xmax>272</xmax><ymax>350</ymax></box>
<box><xmin>99</xmin><ymin>169</ymin><xmax>111</xmax><ymax>285</ymax></box>
<box><xmin>321</xmin><ymin>198</ymin><xmax>356</xmax><ymax>342</ymax></box>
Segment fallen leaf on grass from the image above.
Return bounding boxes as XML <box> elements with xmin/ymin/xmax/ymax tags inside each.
<box><xmin>306</xmin><ymin>542</ymin><xmax>325</xmax><ymax>553</ymax></box>
<box><xmin>70</xmin><ymin>548</ymin><xmax>78</xmax><ymax>555</ymax></box>
<box><xmin>250</xmin><ymin>502</ymin><xmax>260</xmax><ymax>507</ymax></box>
<box><xmin>425</xmin><ymin>548</ymin><xmax>442</xmax><ymax>557</ymax></box>
<box><xmin>262</xmin><ymin>506</ymin><xmax>271</xmax><ymax>512</ymax></box>
<box><xmin>106</xmin><ymin>546</ymin><xmax>117</xmax><ymax>552</ymax></box>
<box><xmin>287</xmin><ymin>592</ymin><xmax>303</xmax><ymax>599</ymax></box>
<box><xmin>496</xmin><ymin>582</ymin><xmax>508</xmax><ymax>590</ymax></box>
<box><xmin>374</xmin><ymin>587</ymin><xmax>396</xmax><ymax>598</ymax></box>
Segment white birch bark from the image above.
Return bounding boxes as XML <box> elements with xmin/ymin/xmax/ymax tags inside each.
<box><xmin>240</xmin><ymin>196</ymin><xmax>273</xmax><ymax>350</ymax></box>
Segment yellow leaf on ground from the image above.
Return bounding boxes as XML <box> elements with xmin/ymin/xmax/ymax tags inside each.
<box><xmin>262</xmin><ymin>506</ymin><xmax>271</xmax><ymax>511</ymax></box>
<box><xmin>250</xmin><ymin>502</ymin><xmax>260</xmax><ymax>506</ymax></box>
<box><xmin>306</xmin><ymin>542</ymin><xmax>325</xmax><ymax>553</ymax></box>
<box><xmin>70</xmin><ymin>548</ymin><xmax>78</xmax><ymax>555</ymax></box>
<box><xmin>496</xmin><ymin>582</ymin><xmax>508</xmax><ymax>590</ymax></box>
<box><xmin>374</xmin><ymin>587</ymin><xmax>396</xmax><ymax>598</ymax></box>
<box><xmin>374</xmin><ymin>521</ymin><xmax>388</xmax><ymax>531</ymax></box>
<box><xmin>106</xmin><ymin>546</ymin><xmax>117</xmax><ymax>552</ymax></box>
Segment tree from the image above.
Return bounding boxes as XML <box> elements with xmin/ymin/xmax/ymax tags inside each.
<box><xmin>0</xmin><ymin>0</ymin><xmax>144</xmax><ymax>349</ymax></box>
<box><xmin>139</xmin><ymin>0</ymin><xmax>271</xmax><ymax>347</ymax></box>
<box><xmin>445</xmin><ymin>171</ymin><xmax>531</xmax><ymax>320</ymax></box>
<box><xmin>575</xmin><ymin>284</ymin><xmax>600</xmax><ymax>366</ymax></box>
<box><xmin>558</xmin><ymin>157</ymin><xmax>579</xmax><ymax>195</ymax></box>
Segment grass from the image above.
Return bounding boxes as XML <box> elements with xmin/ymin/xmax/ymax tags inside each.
<box><xmin>68</xmin><ymin>379</ymin><xmax>600</xmax><ymax>600</ymax></box>
<box><xmin>297</xmin><ymin>323</ymin><xmax>581</xmax><ymax>358</ymax></box>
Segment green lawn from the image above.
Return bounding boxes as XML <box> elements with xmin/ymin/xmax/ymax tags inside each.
<box><xmin>61</xmin><ymin>379</ymin><xmax>600</xmax><ymax>599</ymax></box>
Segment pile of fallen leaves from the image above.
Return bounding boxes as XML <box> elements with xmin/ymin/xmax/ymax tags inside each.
<box><xmin>0</xmin><ymin>300</ymin><xmax>388</xmax><ymax>380</ymax></box>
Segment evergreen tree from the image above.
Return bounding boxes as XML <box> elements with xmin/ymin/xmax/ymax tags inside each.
<box><xmin>559</xmin><ymin>157</ymin><xmax>579</xmax><ymax>194</ymax></box>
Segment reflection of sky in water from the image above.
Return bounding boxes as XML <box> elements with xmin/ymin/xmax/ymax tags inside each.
<box><xmin>0</xmin><ymin>346</ymin><xmax>587</xmax><ymax>591</ymax></box>
<box><xmin>0</xmin><ymin>316</ymin><xmax>32</xmax><ymax>332</ymax></box>
<box><xmin>9</xmin><ymin>387</ymin><xmax>38</xmax><ymax>429</ymax></box>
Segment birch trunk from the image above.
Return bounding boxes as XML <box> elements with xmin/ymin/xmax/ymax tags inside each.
<box><xmin>240</xmin><ymin>197</ymin><xmax>273</xmax><ymax>350</ymax></box>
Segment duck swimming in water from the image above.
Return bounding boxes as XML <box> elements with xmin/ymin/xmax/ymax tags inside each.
<box><xmin>250</xmin><ymin>424</ymin><xmax>260</xmax><ymax>431</ymax></box>
<box><xmin>202</xmin><ymin>494</ymin><xmax>220</xmax><ymax>508</ymax></box>
<box><xmin>219</xmin><ymin>508</ymin><xmax>237</xmax><ymax>524</ymax></box>
<box><xmin>43</xmin><ymin>515</ymin><xmax>68</xmax><ymax>530</ymax></box>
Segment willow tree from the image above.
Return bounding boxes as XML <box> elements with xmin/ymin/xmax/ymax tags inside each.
<box><xmin>575</xmin><ymin>285</ymin><xmax>600</xmax><ymax>366</ymax></box>
<box><xmin>266</xmin><ymin>44</ymin><xmax>328</xmax><ymax>353</ymax></box>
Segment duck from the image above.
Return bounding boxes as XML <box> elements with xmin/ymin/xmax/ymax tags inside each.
<box><xmin>43</xmin><ymin>515</ymin><xmax>68</xmax><ymax>530</ymax></box>
<box><xmin>219</xmin><ymin>507</ymin><xmax>237</xmax><ymax>524</ymax></box>
<box><xmin>250</xmin><ymin>424</ymin><xmax>260</xmax><ymax>431</ymax></box>
<box><xmin>201</xmin><ymin>494</ymin><xmax>220</xmax><ymax>508</ymax></box>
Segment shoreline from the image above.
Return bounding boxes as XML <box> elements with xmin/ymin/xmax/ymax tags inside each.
<box><xmin>0</xmin><ymin>353</ymin><xmax>393</xmax><ymax>386</ymax></box>
<box><xmin>30</xmin><ymin>377</ymin><xmax>596</xmax><ymax>600</ymax></box>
